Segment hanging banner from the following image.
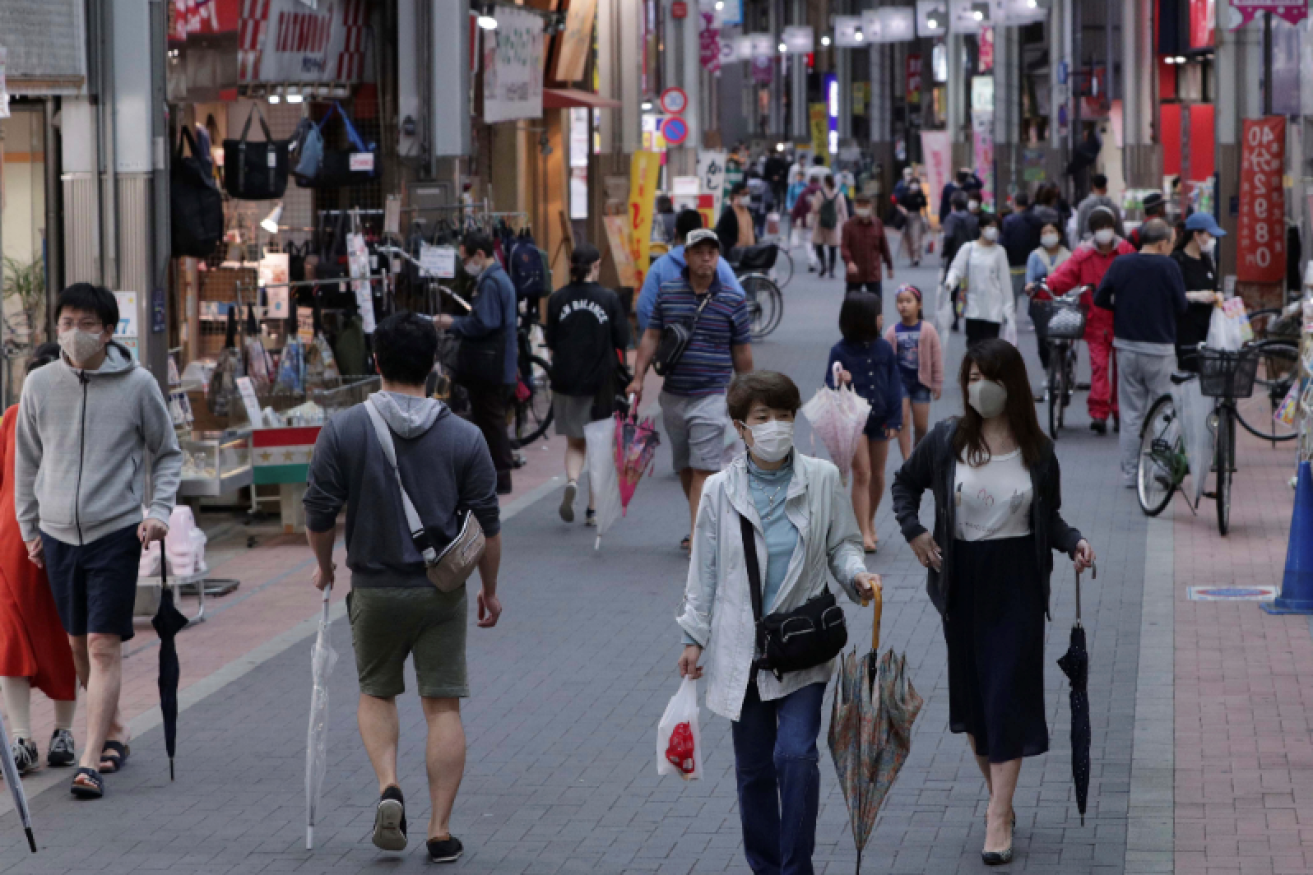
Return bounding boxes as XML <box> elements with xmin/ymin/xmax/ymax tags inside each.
<box><xmin>1237</xmin><ymin>116</ymin><xmax>1286</xmax><ymax>284</ymax></box>
<box><xmin>627</xmin><ymin>151</ymin><xmax>662</xmax><ymax>289</ymax></box>
<box><xmin>1230</xmin><ymin>0</ymin><xmax>1306</xmax><ymax>30</ymax></box>
<box><xmin>699</xmin><ymin>13</ymin><xmax>721</xmax><ymax>73</ymax></box>
<box><xmin>906</xmin><ymin>53</ymin><xmax>922</xmax><ymax>105</ymax></box>
<box><xmin>555</xmin><ymin>0</ymin><xmax>597</xmax><ymax>82</ymax></box>
<box><xmin>809</xmin><ymin>103</ymin><xmax>829</xmax><ymax>162</ymax></box>
<box><xmin>238</xmin><ymin>0</ymin><xmax>371</xmax><ymax>83</ymax></box>
<box><xmin>173</xmin><ymin>0</ymin><xmax>240</xmax><ymax>41</ymax></box>
<box><xmin>971</xmin><ymin>76</ymin><xmax>995</xmax><ymax>208</ymax></box>
<box><xmin>920</xmin><ymin>130</ymin><xmax>951</xmax><ymax>226</ymax></box>
<box><xmin>482</xmin><ymin>7</ymin><xmax>545</xmax><ymax>123</ymax></box>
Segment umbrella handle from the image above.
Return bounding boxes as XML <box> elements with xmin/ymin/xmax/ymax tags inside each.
<box><xmin>861</xmin><ymin>586</ymin><xmax>883</xmax><ymax>652</ymax></box>
<box><xmin>1074</xmin><ymin>564</ymin><xmax>1094</xmax><ymax>624</ymax></box>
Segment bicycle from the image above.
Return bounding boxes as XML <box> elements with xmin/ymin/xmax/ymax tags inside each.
<box><xmin>1136</xmin><ymin>346</ymin><xmax>1261</xmax><ymax>535</ymax></box>
<box><xmin>1234</xmin><ymin>338</ymin><xmax>1300</xmax><ymax>445</ymax></box>
<box><xmin>731</xmin><ymin>244</ymin><xmax>785</xmax><ymax>340</ymax></box>
<box><xmin>1034</xmin><ymin>284</ymin><xmax>1087</xmax><ymax>440</ymax></box>
<box><xmin>510</xmin><ymin>312</ymin><xmax>554</xmax><ymax>449</ymax></box>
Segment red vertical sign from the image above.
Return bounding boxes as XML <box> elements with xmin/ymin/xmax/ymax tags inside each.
<box><xmin>906</xmin><ymin>53</ymin><xmax>922</xmax><ymax>106</ymax></box>
<box><xmin>1238</xmin><ymin>117</ymin><xmax>1286</xmax><ymax>284</ymax></box>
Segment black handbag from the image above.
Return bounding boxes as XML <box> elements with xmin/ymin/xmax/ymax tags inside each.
<box><xmin>171</xmin><ymin>127</ymin><xmax>224</xmax><ymax>258</ymax></box>
<box><xmin>741</xmin><ymin>514</ymin><xmax>848</xmax><ymax>681</ymax></box>
<box><xmin>223</xmin><ymin>105</ymin><xmax>289</xmax><ymax>201</ymax></box>
<box><xmin>296</xmin><ymin>102</ymin><xmax>378</xmax><ymax>189</ymax></box>
<box><xmin>653</xmin><ymin>293</ymin><xmax>713</xmax><ymax>377</ymax></box>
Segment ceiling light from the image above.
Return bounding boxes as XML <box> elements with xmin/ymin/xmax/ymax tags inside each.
<box><xmin>714</xmin><ymin>0</ymin><xmax>724</xmax><ymax>8</ymax></box>
<box><xmin>641</xmin><ymin>100</ymin><xmax>653</xmax><ymax>111</ymax></box>
<box><xmin>779</xmin><ymin>42</ymin><xmax>788</xmax><ymax>53</ymax></box>
<box><xmin>973</xmin><ymin>10</ymin><xmax>984</xmax><ymax>20</ymax></box>
<box><xmin>927</xmin><ymin>18</ymin><xmax>939</xmax><ymax>29</ymax></box>
<box><xmin>776</xmin><ymin>142</ymin><xmax>786</xmax><ymax>152</ymax></box>
<box><xmin>1163</xmin><ymin>56</ymin><xmax>1175</xmax><ymax>65</ymax></box>
<box><xmin>821</xmin><ymin>35</ymin><xmax>831</xmax><ymax>47</ymax></box>
<box><xmin>286</xmin><ymin>89</ymin><xmax>303</xmax><ymax>104</ymax></box>
<box><xmin>268</xmin><ymin>93</ymin><xmax>281</xmax><ymax>104</ymax></box>
<box><xmin>1175</xmin><ymin>55</ymin><xmax>1187</xmax><ymax>64</ymax></box>
<box><xmin>854</xmin><ymin>29</ymin><xmax>864</xmax><ymax>42</ymax></box>
<box><xmin>476</xmin><ymin>14</ymin><xmax>498</xmax><ymax>30</ymax></box>
<box><xmin>1027</xmin><ymin>0</ymin><xmax>1038</xmax><ymax>6</ymax></box>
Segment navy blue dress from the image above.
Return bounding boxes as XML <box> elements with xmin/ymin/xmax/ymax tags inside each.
<box><xmin>825</xmin><ymin>339</ymin><xmax>905</xmax><ymax>438</ymax></box>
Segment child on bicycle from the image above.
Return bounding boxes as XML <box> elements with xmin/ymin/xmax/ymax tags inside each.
<box><xmin>826</xmin><ymin>293</ymin><xmax>903</xmax><ymax>553</ymax></box>
<box><xmin>883</xmin><ymin>285</ymin><xmax>944</xmax><ymax>461</ymax></box>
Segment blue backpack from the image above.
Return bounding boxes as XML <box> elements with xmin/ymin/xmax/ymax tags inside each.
<box><xmin>509</xmin><ymin>232</ymin><xmax>547</xmax><ymax>300</ymax></box>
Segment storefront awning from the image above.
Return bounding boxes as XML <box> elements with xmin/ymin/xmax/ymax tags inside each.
<box><xmin>542</xmin><ymin>89</ymin><xmax>622</xmax><ymax>110</ymax></box>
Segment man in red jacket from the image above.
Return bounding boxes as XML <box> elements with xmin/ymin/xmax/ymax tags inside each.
<box><xmin>841</xmin><ymin>194</ymin><xmax>895</xmax><ymax>299</ymax></box>
<box><xmin>1044</xmin><ymin>208</ymin><xmax>1135</xmax><ymax>433</ymax></box>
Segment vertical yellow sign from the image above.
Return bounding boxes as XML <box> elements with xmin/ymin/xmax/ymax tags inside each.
<box><xmin>628</xmin><ymin>150</ymin><xmax>662</xmax><ymax>288</ymax></box>
<box><xmin>809</xmin><ymin>103</ymin><xmax>829</xmax><ymax>164</ymax></box>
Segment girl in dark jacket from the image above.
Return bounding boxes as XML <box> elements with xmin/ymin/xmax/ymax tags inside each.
<box><xmin>825</xmin><ymin>293</ymin><xmax>903</xmax><ymax>553</ymax></box>
<box><xmin>891</xmin><ymin>339</ymin><xmax>1095</xmax><ymax>866</ymax></box>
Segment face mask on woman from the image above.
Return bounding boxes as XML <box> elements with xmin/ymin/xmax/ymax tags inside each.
<box><xmin>1199</xmin><ymin>233</ymin><xmax>1216</xmax><ymax>254</ymax></box>
<box><xmin>1041</xmin><ymin>232</ymin><xmax>1060</xmax><ymax>249</ymax></box>
<box><xmin>742</xmin><ymin>420</ymin><xmax>794</xmax><ymax>463</ymax></box>
<box><xmin>1093</xmin><ymin>228</ymin><xmax>1115</xmax><ymax>246</ymax></box>
<box><xmin>967</xmin><ymin>380</ymin><xmax>1008</xmax><ymax>419</ymax></box>
<box><xmin>981</xmin><ymin>227</ymin><xmax>1000</xmax><ymax>243</ymax></box>
<box><xmin>968</xmin><ymin>200</ymin><xmax>981</xmax><ymax>213</ymax></box>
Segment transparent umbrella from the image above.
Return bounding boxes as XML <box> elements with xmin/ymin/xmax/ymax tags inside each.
<box><xmin>801</xmin><ymin>364</ymin><xmax>871</xmax><ymax>485</ymax></box>
<box><xmin>305</xmin><ymin>585</ymin><xmax>338</xmax><ymax>850</ymax></box>
<box><xmin>0</xmin><ymin>702</ymin><xmax>35</xmax><ymax>852</ymax></box>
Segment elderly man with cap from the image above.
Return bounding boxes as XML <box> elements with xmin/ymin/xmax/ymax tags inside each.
<box><xmin>1171</xmin><ymin>212</ymin><xmax>1227</xmax><ymax>370</ymax></box>
<box><xmin>1128</xmin><ymin>192</ymin><xmax>1168</xmax><ymax>250</ymax></box>
<box><xmin>627</xmin><ymin>229</ymin><xmax>755</xmax><ymax>551</ymax></box>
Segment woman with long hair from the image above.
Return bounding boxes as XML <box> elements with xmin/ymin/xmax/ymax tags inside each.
<box><xmin>891</xmin><ymin>340</ymin><xmax>1095</xmax><ymax>865</ymax></box>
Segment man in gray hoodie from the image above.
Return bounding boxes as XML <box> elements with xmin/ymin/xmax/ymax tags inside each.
<box><xmin>15</xmin><ymin>282</ymin><xmax>182</xmax><ymax>799</ymax></box>
<box><xmin>304</xmin><ymin>311</ymin><xmax>502</xmax><ymax>864</ymax></box>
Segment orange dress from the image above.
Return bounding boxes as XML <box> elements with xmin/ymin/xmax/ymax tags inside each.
<box><xmin>0</xmin><ymin>405</ymin><xmax>76</xmax><ymax>700</ymax></box>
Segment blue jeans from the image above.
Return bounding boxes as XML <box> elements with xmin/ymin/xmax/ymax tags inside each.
<box><xmin>731</xmin><ymin>679</ymin><xmax>826</xmax><ymax>875</ymax></box>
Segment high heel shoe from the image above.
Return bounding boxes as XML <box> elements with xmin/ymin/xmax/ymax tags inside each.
<box><xmin>981</xmin><ymin>811</ymin><xmax>1014</xmax><ymax>866</ymax></box>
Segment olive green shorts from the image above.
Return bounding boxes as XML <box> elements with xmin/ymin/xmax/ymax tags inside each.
<box><xmin>347</xmin><ymin>586</ymin><xmax>469</xmax><ymax>699</ymax></box>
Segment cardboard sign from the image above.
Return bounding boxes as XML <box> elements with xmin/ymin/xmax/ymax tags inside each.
<box><xmin>1237</xmin><ymin>117</ymin><xmax>1286</xmax><ymax>284</ymax></box>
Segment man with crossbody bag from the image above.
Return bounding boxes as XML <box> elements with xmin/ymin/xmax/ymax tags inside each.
<box><xmin>304</xmin><ymin>312</ymin><xmax>502</xmax><ymax>864</ymax></box>
<box><xmin>627</xmin><ymin>230</ymin><xmax>755</xmax><ymax>551</ymax></box>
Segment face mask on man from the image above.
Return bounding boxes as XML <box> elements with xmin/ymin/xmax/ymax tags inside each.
<box><xmin>1041</xmin><ymin>232</ymin><xmax>1061</xmax><ymax>249</ymax></box>
<box><xmin>1093</xmin><ymin>228</ymin><xmax>1115</xmax><ymax>246</ymax></box>
<box><xmin>463</xmin><ymin>258</ymin><xmax>484</xmax><ymax>277</ymax></box>
<box><xmin>981</xmin><ymin>227</ymin><xmax>1000</xmax><ymax>243</ymax></box>
<box><xmin>967</xmin><ymin>380</ymin><xmax>1008</xmax><ymax>419</ymax></box>
<box><xmin>741</xmin><ymin>419</ymin><xmax>795</xmax><ymax>463</ymax></box>
<box><xmin>58</xmin><ymin>328</ymin><xmax>106</xmax><ymax>365</ymax></box>
<box><xmin>854</xmin><ymin>207</ymin><xmax>872</xmax><ymax>218</ymax></box>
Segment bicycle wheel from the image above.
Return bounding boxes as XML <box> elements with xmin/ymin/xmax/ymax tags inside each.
<box><xmin>1235</xmin><ymin>341</ymin><xmax>1299</xmax><ymax>444</ymax></box>
<box><xmin>511</xmin><ymin>354</ymin><xmax>554</xmax><ymax>449</ymax></box>
<box><xmin>1137</xmin><ymin>394</ymin><xmax>1180</xmax><ymax>517</ymax></box>
<box><xmin>773</xmin><ymin>248</ymin><xmax>794</xmax><ymax>288</ymax></box>
<box><xmin>1047</xmin><ymin>347</ymin><xmax>1064</xmax><ymax>439</ymax></box>
<box><xmin>1215</xmin><ymin>408</ymin><xmax>1233</xmax><ymax>535</ymax></box>
<box><xmin>742</xmin><ymin>273</ymin><xmax>783</xmax><ymax>340</ymax></box>
<box><xmin>1246</xmin><ymin>308</ymin><xmax>1283</xmax><ymax>342</ymax></box>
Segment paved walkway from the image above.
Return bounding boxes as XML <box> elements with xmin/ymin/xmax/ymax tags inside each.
<box><xmin>0</xmin><ymin>246</ymin><xmax>1304</xmax><ymax>874</ymax></box>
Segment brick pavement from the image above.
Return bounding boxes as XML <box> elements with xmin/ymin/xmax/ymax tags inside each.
<box><xmin>0</xmin><ymin>249</ymin><xmax>1265</xmax><ymax>874</ymax></box>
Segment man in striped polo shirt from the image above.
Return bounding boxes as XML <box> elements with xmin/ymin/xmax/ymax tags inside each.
<box><xmin>628</xmin><ymin>229</ymin><xmax>754</xmax><ymax>549</ymax></box>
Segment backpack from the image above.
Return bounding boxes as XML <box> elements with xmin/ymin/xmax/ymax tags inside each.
<box><xmin>509</xmin><ymin>232</ymin><xmax>547</xmax><ymax>300</ymax></box>
<box><xmin>818</xmin><ymin>194</ymin><xmax>838</xmax><ymax>231</ymax></box>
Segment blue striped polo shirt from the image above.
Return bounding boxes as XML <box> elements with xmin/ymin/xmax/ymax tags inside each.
<box><xmin>650</xmin><ymin>272</ymin><xmax>751</xmax><ymax>397</ymax></box>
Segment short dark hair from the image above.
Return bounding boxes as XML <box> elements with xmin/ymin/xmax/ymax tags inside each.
<box><xmin>1013</xmin><ymin>192</ymin><xmax>1029</xmax><ymax>208</ymax></box>
<box><xmin>729</xmin><ymin>182</ymin><xmax>748</xmax><ymax>197</ymax></box>
<box><xmin>27</xmin><ymin>342</ymin><xmax>60</xmax><ymax>375</ymax></box>
<box><xmin>55</xmin><ymin>283</ymin><xmax>118</xmax><ymax>329</ymax></box>
<box><xmin>1091</xmin><ymin>173</ymin><xmax>1108</xmax><ymax>190</ymax></box>
<box><xmin>951</xmin><ymin>191</ymin><xmax>969</xmax><ymax>211</ymax></box>
<box><xmin>839</xmin><ymin>292</ymin><xmax>881</xmax><ymax>344</ymax></box>
<box><xmin>726</xmin><ymin>371</ymin><xmax>802</xmax><ymax>423</ymax></box>
<box><xmin>674</xmin><ymin>209</ymin><xmax>703</xmax><ymax>241</ymax></box>
<box><xmin>977</xmin><ymin>212</ymin><xmax>1001</xmax><ymax>230</ymax></box>
<box><xmin>1088</xmin><ymin>208</ymin><xmax>1116</xmax><ymax>232</ymax></box>
<box><xmin>956</xmin><ymin>169</ymin><xmax>970</xmax><ymax>184</ymax></box>
<box><xmin>373</xmin><ymin>311</ymin><xmax>438</xmax><ymax>386</ymax></box>
<box><xmin>460</xmin><ymin>231</ymin><xmax>495</xmax><ymax>259</ymax></box>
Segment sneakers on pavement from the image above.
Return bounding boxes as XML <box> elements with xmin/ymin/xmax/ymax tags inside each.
<box><xmin>372</xmin><ymin>785</ymin><xmax>408</xmax><ymax>852</ymax></box>
<box><xmin>427</xmin><ymin>836</ymin><xmax>464</xmax><ymax>864</ymax></box>
<box><xmin>559</xmin><ymin>481</ymin><xmax>577</xmax><ymax>523</ymax></box>
<box><xmin>47</xmin><ymin>729</ymin><xmax>75</xmax><ymax>768</ymax></box>
<box><xmin>11</xmin><ymin>738</ymin><xmax>38</xmax><ymax>775</ymax></box>
<box><xmin>584</xmin><ymin>509</ymin><xmax>596</xmax><ymax>527</ymax></box>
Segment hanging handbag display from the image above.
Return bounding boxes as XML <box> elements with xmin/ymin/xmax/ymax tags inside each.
<box><xmin>171</xmin><ymin>126</ymin><xmax>224</xmax><ymax>258</ymax></box>
<box><xmin>740</xmin><ymin>514</ymin><xmax>848</xmax><ymax>681</ymax></box>
<box><xmin>222</xmin><ymin>105</ymin><xmax>289</xmax><ymax>201</ymax></box>
<box><xmin>295</xmin><ymin>102</ymin><xmax>378</xmax><ymax>189</ymax></box>
<box><xmin>363</xmin><ymin>398</ymin><xmax>486</xmax><ymax>593</ymax></box>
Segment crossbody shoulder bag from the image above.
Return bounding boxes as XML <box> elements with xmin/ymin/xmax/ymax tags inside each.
<box><xmin>364</xmin><ymin>398</ymin><xmax>486</xmax><ymax>592</ymax></box>
<box><xmin>653</xmin><ymin>291</ymin><xmax>714</xmax><ymax>376</ymax></box>
<box><xmin>739</xmin><ymin>514</ymin><xmax>848</xmax><ymax>681</ymax></box>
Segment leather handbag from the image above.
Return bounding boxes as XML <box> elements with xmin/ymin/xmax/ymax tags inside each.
<box><xmin>364</xmin><ymin>398</ymin><xmax>486</xmax><ymax>592</ymax></box>
<box><xmin>740</xmin><ymin>514</ymin><xmax>848</xmax><ymax>681</ymax></box>
<box><xmin>171</xmin><ymin>127</ymin><xmax>224</xmax><ymax>258</ymax></box>
<box><xmin>653</xmin><ymin>293</ymin><xmax>713</xmax><ymax>377</ymax></box>
<box><xmin>222</xmin><ymin>105</ymin><xmax>289</xmax><ymax>201</ymax></box>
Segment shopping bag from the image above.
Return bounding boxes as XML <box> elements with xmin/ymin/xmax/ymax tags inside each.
<box><xmin>1001</xmin><ymin>312</ymin><xmax>1018</xmax><ymax>346</ymax></box>
<box><xmin>1206</xmin><ymin>306</ymin><xmax>1242</xmax><ymax>351</ymax></box>
<box><xmin>934</xmin><ymin>284</ymin><xmax>955</xmax><ymax>341</ymax></box>
<box><xmin>1222</xmin><ymin>297</ymin><xmax>1253</xmax><ymax>343</ymax></box>
<box><xmin>656</xmin><ymin>677</ymin><xmax>703</xmax><ymax>780</ymax></box>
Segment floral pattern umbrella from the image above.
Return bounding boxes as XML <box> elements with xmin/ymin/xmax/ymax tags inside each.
<box><xmin>614</xmin><ymin>411</ymin><xmax>660</xmax><ymax>515</ymax></box>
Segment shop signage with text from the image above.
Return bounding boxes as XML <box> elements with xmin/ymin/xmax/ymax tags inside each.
<box><xmin>627</xmin><ymin>151</ymin><xmax>663</xmax><ymax>289</ymax></box>
<box><xmin>483</xmin><ymin>6</ymin><xmax>546</xmax><ymax>124</ymax></box>
<box><xmin>237</xmin><ymin>0</ymin><xmax>370</xmax><ymax>83</ymax></box>
<box><xmin>1230</xmin><ymin>0</ymin><xmax>1306</xmax><ymax>29</ymax></box>
<box><xmin>1237</xmin><ymin>116</ymin><xmax>1285</xmax><ymax>284</ymax></box>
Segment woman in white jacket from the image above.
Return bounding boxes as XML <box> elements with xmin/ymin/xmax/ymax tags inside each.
<box><xmin>676</xmin><ymin>371</ymin><xmax>880</xmax><ymax>875</ymax></box>
<box><xmin>945</xmin><ymin>212</ymin><xmax>1016</xmax><ymax>348</ymax></box>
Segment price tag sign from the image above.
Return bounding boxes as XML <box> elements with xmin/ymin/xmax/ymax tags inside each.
<box><xmin>1238</xmin><ymin>117</ymin><xmax>1286</xmax><ymax>284</ymax></box>
<box><xmin>419</xmin><ymin>243</ymin><xmax>457</xmax><ymax>279</ymax></box>
<box><xmin>235</xmin><ymin>376</ymin><xmax>264</xmax><ymax>427</ymax></box>
<box><xmin>349</xmin><ymin>152</ymin><xmax>376</xmax><ymax>173</ymax></box>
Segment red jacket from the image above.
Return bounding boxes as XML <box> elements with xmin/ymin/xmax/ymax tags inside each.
<box><xmin>1044</xmin><ymin>238</ymin><xmax>1136</xmax><ymax>337</ymax></box>
<box><xmin>841</xmin><ymin>217</ymin><xmax>894</xmax><ymax>283</ymax></box>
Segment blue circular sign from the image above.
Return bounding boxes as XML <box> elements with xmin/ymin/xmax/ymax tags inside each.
<box><xmin>662</xmin><ymin>117</ymin><xmax>689</xmax><ymax>146</ymax></box>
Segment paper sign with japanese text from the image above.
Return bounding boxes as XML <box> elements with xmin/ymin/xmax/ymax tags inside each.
<box><xmin>1238</xmin><ymin>116</ymin><xmax>1285</xmax><ymax>284</ymax></box>
<box><xmin>627</xmin><ymin>150</ymin><xmax>662</xmax><ymax>289</ymax></box>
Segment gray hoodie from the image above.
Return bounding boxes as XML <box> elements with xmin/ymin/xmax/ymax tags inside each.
<box><xmin>303</xmin><ymin>391</ymin><xmax>500</xmax><ymax>588</ymax></box>
<box><xmin>15</xmin><ymin>343</ymin><xmax>183</xmax><ymax>545</ymax></box>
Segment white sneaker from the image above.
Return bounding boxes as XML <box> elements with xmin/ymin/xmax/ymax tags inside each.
<box><xmin>11</xmin><ymin>738</ymin><xmax>38</xmax><ymax>775</ymax></box>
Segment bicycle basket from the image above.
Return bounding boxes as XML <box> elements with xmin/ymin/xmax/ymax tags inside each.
<box><xmin>1045</xmin><ymin>304</ymin><xmax>1087</xmax><ymax>340</ymax></box>
<box><xmin>1196</xmin><ymin>348</ymin><xmax>1260</xmax><ymax>399</ymax></box>
<box><xmin>736</xmin><ymin>243</ymin><xmax>778</xmax><ymax>272</ymax></box>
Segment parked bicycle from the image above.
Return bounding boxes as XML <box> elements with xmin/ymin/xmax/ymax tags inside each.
<box><xmin>511</xmin><ymin>311</ymin><xmax>554</xmax><ymax>449</ymax></box>
<box><xmin>730</xmin><ymin>243</ymin><xmax>785</xmax><ymax>340</ymax></box>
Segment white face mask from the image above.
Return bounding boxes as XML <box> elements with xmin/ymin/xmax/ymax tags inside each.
<box><xmin>742</xmin><ymin>419</ymin><xmax>795</xmax><ymax>463</ymax></box>
<box><xmin>1093</xmin><ymin>229</ymin><xmax>1115</xmax><ymax>246</ymax></box>
<box><xmin>968</xmin><ymin>200</ymin><xmax>980</xmax><ymax>212</ymax></box>
<box><xmin>981</xmin><ymin>227</ymin><xmax>1000</xmax><ymax>243</ymax></box>
<box><xmin>463</xmin><ymin>258</ymin><xmax>484</xmax><ymax>277</ymax></box>
<box><xmin>967</xmin><ymin>380</ymin><xmax>1008</xmax><ymax>419</ymax></box>
<box><xmin>58</xmin><ymin>328</ymin><xmax>106</xmax><ymax>366</ymax></box>
<box><xmin>854</xmin><ymin>207</ymin><xmax>872</xmax><ymax>218</ymax></box>
<box><xmin>1199</xmin><ymin>234</ymin><xmax>1216</xmax><ymax>254</ymax></box>
<box><xmin>1041</xmin><ymin>233</ymin><xmax>1061</xmax><ymax>249</ymax></box>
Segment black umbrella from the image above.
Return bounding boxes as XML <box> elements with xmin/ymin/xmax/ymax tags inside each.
<box><xmin>1056</xmin><ymin>565</ymin><xmax>1094</xmax><ymax>825</ymax></box>
<box><xmin>151</xmin><ymin>559</ymin><xmax>189</xmax><ymax>781</ymax></box>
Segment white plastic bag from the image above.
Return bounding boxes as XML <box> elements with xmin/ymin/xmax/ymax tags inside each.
<box><xmin>1001</xmin><ymin>312</ymin><xmax>1018</xmax><ymax>346</ymax></box>
<box><xmin>934</xmin><ymin>283</ymin><xmax>955</xmax><ymax>342</ymax></box>
<box><xmin>656</xmin><ymin>677</ymin><xmax>704</xmax><ymax>781</ymax></box>
<box><xmin>584</xmin><ymin>416</ymin><xmax>623</xmax><ymax>550</ymax></box>
<box><xmin>1206</xmin><ymin>306</ymin><xmax>1242</xmax><ymax>351</ymax></box>
<box><xmin>1171</xmin><ymin>376</ymin><xmax>1215</xmax><ymax>507</ymax></box>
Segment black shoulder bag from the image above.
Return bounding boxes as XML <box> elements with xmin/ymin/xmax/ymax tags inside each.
<box><xmin>740</xmin><ymin>514</ymin><xmax>848</xmax><ymax>681</ymax></box>
<box><xmin>653</xmin><ymin>292</ymin><xmax>713</xmax><ymax>377</ymax></box>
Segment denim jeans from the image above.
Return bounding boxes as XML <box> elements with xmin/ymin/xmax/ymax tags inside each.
<box><xmin>731</xmin><ymin>679</ymin><xmax>826</xmax><ymax>875</ymax></box>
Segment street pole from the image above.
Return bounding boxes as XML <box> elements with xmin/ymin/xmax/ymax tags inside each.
<box><xmin>1262</xmin><ymin>12</ymin><xmax>1272</xmax><ymax>117</ymax></box>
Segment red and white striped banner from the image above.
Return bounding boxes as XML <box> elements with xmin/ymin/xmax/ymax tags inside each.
<box><xmin>239</xmin><ymin>0</ymin><xmax>371</xmax><ymax>84</ymax></box>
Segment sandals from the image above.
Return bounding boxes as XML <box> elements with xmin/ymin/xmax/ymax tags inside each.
<box><xmin>99</xmin><ymin>740</ymin><xmax>130</xmax><ymax>774</ymax></box>
<box><xmin>70</xmin><ymin>767</ymin><xmax>104</xmax><ymax>799</ymax></box>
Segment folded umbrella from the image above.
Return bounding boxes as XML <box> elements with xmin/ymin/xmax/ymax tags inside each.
<box><xmin>1057</xmin><ymin>565</ymin><xmax>1094</xmax><ymax>825</ymax></box>
<box><xmin>306</xmin><ymin>585</ymin><xmax>338</xmax><ymax>850</ymax></box>
<box><xmin>151</xmin><ymin>560</ymin><xmax>190</xmax><ymax>782</ymax></box>
<box><xmin>614</xmin><ymin>406</ymin><xmax>661</xmax><ymax>515</ymax></box>
<box><xmin>801</xmin><ymin>364</ymin><xmax>871</xmax><ymax>485</ymax></box>
<box><xmin>0</xmin><ymin>704</ymin><xmax>35</xmax><ymax>852</ymax></box>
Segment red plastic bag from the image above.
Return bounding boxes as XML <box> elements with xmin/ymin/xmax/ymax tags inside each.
<box><xmin>656</xmin><ymin>678</ymin><xmax>703</xmax><ymax>780</ymax></box>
